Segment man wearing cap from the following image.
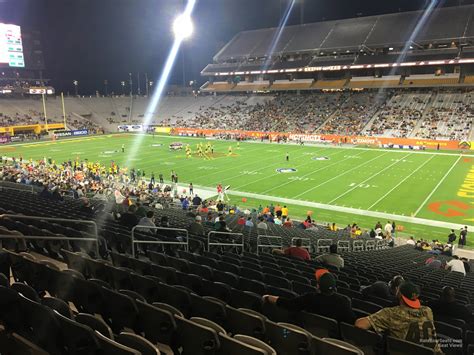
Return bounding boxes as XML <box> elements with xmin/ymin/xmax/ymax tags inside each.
<box><xmin>355</xmin><ymin>281</ymin><xmax>439</xmax><ymax>350</ymax></box>
<box><xmin>262</xmin><ymin>269</ymin><xmax>355</xmax><ymax>323</ymax></box>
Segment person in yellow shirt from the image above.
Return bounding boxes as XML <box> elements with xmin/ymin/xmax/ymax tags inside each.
<box><xmin>281</xmin><ymin>205</ymin><xmax>289</xmax><ymax>222</ymax></box>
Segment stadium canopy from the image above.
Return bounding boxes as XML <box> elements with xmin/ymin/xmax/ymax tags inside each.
<box><xmin>204</xmin><ymin>5</ymin><xmax>474</xmax><ymax>74</ymax></box>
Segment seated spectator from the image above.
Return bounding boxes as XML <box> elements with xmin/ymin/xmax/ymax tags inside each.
<box><xmin>79</xmin><ymin>198</ymin><xmax>94</xmax><ymax>217</ymax></box>
<box><xmin>245</xmin><ymin>217</ymin><xmax>254</xmax><ymax>228</ymax></box>
<box><xmin>315</xmin><ymin>244</ymin><xmax>344</xmax><ymax>269</ymax></box>
<box><xmin>428</xmin><ymin>286</ymin><xmax>474</xmax><ymax>324</ymax></box>
<box><xmin>257</xmin><ymin>217</ymin><xmax>268</xmax><ymax>230</ymax></box>
<box><xmin>159</xmin><ymin>215</ymin><xmax>178</xmax><ymax>240</ymax></box>
<box><xmin>425</xmin><ymin>255</ymin><xmax>442</xmax><ymax>269</ymax></box>
<box><xmin>283</xmin><ymin>217</ymin><xmax>293</xmax><ymax>228</ymax></box>
<box><xmin>39</xmin><ymin>185</ymin><xmax>52</xmax><ymax>199</ymax></box>
<box><xmin>445</xmin><ymin>255</ymin><xmax>466</xmax><ymax>276</ymax></box>
<box><xmin>355</xmin><ymin>281</ymin><xmax>440</xmax><ymax>351</ymax></box>
<box><xmin>237</xmin><ymin>216</ymin><xmax>245</xmax><ymax>226</ymax></box>
<box><xmin>188</xmin><ymin>215</ymin><xmax>205</xmax><ymax>236</ymax></box>
<box><xmin>135</xmin><ymin>202</ymin><xmax>147</xmax><ymax>218</ymax></box>
<box><xmin>192</xmin><ymin>194</ymin><xmax>202</xmax><ymax>207</ymax></box>
<box><xmin>361</xmin><ymin>275</ymin><xmax>404</xmax><ymax>305</ymax></box>
<box><xmin>369</xmin><ymin>229</ymin><xmax>376</xmax><ymax>238</ymax></box>
<box><xmin>215</xmin><ymin>215</ymin><xmax>230</xmax><ymax>233</ymax></box>
<box><xmin>406</xmin><ymin>236</ymin><xmax>416</xmax><ymax>246</ymax></box>
<box><xmin>138</xmin><ymin>210</ymin><xmax>156</xmax><ymax>234</ymax></box>
<box><xmin>119</xmin><ymin>205</ymin><xmax>139</xmax><ymax>229</ymax></box>
<box><xmin>272</xmin><ymin>238</ymin><xmax>310</xmax><ymax>261</ymax></box>
<box><xmin>262</xmin><ymin>269</ymin><xmax>355</xmax><ymax>323</ymax></box>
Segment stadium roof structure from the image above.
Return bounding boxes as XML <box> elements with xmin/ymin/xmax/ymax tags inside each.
<box><xmin>202</xmin><ymin>5</ymin><xmax>474</xmax><ymax>76</ymax></box>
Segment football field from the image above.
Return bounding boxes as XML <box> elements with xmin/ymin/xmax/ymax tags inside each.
<box><xmin>2</xmin><ymin>133</ymin><xmax>473</xmax><ymax>245</ymax></box>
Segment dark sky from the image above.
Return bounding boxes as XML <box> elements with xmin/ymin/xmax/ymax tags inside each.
<box><xmin>0</xmin><ymin>0</ymin><xmax>472</xmax><ymax>94</ymax></box>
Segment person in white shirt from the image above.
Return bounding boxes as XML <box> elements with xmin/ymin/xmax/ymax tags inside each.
<box><xmin>445</xmin><ymin>256</ymin><xmax>466</xmax><ymax>276</ymax></box>
<box><xmin>406</xmin><ymin>237</ymin><xmax>416</xmax><ymax>246</ymax></box>
<box><xmin>384</xmin><ymin>221</ymin><xmax>393</xmax><ymax>237</ymax></box>
<box><xmin>274</xmin><ymin>217</ymin><xmax>282</xmax><ymax>225</ymax></box>
<box><xmin>257</xmin><ymin>217</ymin><xmax>268</xmax><ymax>230</ymax></box>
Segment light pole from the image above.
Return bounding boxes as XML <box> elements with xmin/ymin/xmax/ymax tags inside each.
<box><xmin>104</xmin><ymin>80</ymin><xmax>108</xmax><ymax>96</ymax></box>
<box><xmin>73</xmin><ymin>80</ymin><xmax>79</xmax><ymax>96</ymax></box>
<box><xmin>128</xmin><ymin>72</ymin><xmax>133</xmax><ymax>96</ymax></box>
<box><xmin>145</xmin><ymin>73</ymin><xmax>149</xmax><ymax>96</ymax></box>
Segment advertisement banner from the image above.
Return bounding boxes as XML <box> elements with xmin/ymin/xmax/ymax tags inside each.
<box><xmin>54</xmin><ymin>129</ymin><xmax>89</xmax><ymax>138</ymax></box>
<box><xmin>0</xmin><ymin>136</ymin><xmax>10</xmax><ymax>144</ymax></box>
<box><xmin>118</xmin><ymin>125</ymin><xmax>143</xmax><ymax>132</ymax></box>
<box><xmin>171</xmin><ymin>128</ymin><xmax>465</xmax><ymax>150</ymax></box>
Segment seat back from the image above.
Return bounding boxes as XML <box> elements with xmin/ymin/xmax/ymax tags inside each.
<box><xmin>55</xmin><ymin>311</ymin><xmax>100</xmax><ymax>354</ymax></box>
<box><xmin>136</xmin><ymin>300</ymin><xmax>177</xmax><ymax>346</ymax></box>
<box><xmin>298</xmin><ymin>312</ymin><xmax>339</xmax><ymax>338</ymax></box>
<box><xmin>116</xmin><ymin>332</ymin><xmax>160</xmax><ymax>355</ymax></box>
<box><xmin>340</xmin><ymin>322</ymin><xmax>382</xmax><ymax>355</ymax></box>
<box><xmin>232</xmin><ymin>334</ymin><xmax>276</xmax><ymax>355</ymax></box>
<box><xmin>75</xmin><ymin>313</ymin><xmax>114</xmax><ymax>339</ymax></box>
<box><xmin>225</xmin><ymin>306</ymin><xmax>266</xmax><ymax>339</ymax></box>
<box><xmin>315</xmin><ymin>337</ymin><xmax>364</xmax><ymax>355</ymax></box>
<box><xmin>95</xmin><ymin>330</ymin><xmax>141</xmax><ymax>355</ymax></box>
<box><xmin>175</xmin><ymin>316</ymin><xmax>220</xmax><ymax>355</ymax></box>
<box><xmin>265</xmin><ymin>321</ymin><xmax>311</xmax><ymax>355</ymax></box>
<box><xmin>386</xmin><ymin>336</ymin><xmax>435</xmax><ymax>355</ymax></box>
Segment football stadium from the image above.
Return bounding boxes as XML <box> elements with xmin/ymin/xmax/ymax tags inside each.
<box><xmin>0</xmin><ymin>0</ymin><xmax>473</xmax><ymax>354</ymax></box>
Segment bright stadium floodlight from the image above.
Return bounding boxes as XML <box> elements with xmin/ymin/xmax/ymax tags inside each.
<box><xmin>173</xmin><ymin>14</ymin><xmax>194</xmax><ymax>40</ymax></box>
<box><xmin>124</xmin><ymin>0</ymin><xmax>197</xmax><ymax>168</ymax></box>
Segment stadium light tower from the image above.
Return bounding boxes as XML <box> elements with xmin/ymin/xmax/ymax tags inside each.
<box><xmin>173</xmin><ymin>13</ymin><xmax>194</xmax><ymax>40</ymax></box>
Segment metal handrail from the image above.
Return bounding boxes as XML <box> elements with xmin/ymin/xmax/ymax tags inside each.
<box><xmin>291</xmin><ymin>237</ymin><xmax>311</xmax><ymax>249</ymax></box>
<box><xmin>0</xmin><ymin>214</ymin><xmax>99</xmax><ymax>256</ymax></box>
<box><xmin>256</xmin><ymin>235</ymin><xmax>282</xmax><ymax>255</ymax></box>
<box><xmin>207</xmin><ymin>231</ymin><xmax>244</xmax><ymax>253</ymax></box>
<box><xmin>337</xmin><ymin>240</ymin><xmax>351</xmax><ymax>252</ymax></box>
<box><xmin>131</xmin><ymin>225</ymin><xmax>189</xmax><ymax>258</ymax></box>
<box><xmin>316</xmin><ymin>238</ymin><xmax>333</xmax><ymax>253</ymax></box>
<box><xmin>366</xmin><ymin>240</ymin><xmax>376</xmax><ymax>251</ymax></box>
<box><xmin>0</xmin><ymin>183</ymin><xmax>35</xmax><ymax>194</ymax></box>
<box><xmin>353</xmin><ymin>240</ymin><xmax>365</xmax><ymax>252</ymax></box>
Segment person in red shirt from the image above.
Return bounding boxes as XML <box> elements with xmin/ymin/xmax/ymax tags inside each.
<box><xmin>237</xmin><ymin>216</ymin><xmax>246</xmax><ymax>225</ymax></box>
<box><xmin>273</xmin><ymin>238</ymin><xmax>310</xmax><ymax>260</ymax></box>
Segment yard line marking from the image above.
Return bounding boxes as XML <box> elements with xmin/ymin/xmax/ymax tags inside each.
<box><xmin>327</xmin><ymin>152</ymin><xmax>414</xmax><ymax>204</ymax></box>
<box><xmin>293</xmin><ymin>150</ymin><xmax>392</xmax><ymax>198</ymax></box>
<box><xmin>235</xmin><ymin>147</ymin><xmax>362</xmax><ymax>191</ymax></box>
<box><xmin>203</xmin><ymin>144</ymin><xmax>324</xmax><ymax>184</ymax></box>
<box><xmin>413</xmin><ymin>155</ymin><xmax>462</xmax><ymax>217</ymax></box>
<box><xmin>223</xmin><ymin>146</ymin><xmax>342</xmax><ymax>188</ymax></box>
<box><xmin>368</xmin><ymin>154</ymin><xmax>436</xmax><ymax>210</ymax></box>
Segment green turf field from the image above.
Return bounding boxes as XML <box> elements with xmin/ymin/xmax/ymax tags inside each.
<box><xmin>1</xmin><ymin>133</ymin><xmax>473</xmax><ymax>245</ymax></box>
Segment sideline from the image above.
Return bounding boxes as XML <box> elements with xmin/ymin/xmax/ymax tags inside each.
<box><xmin>182</xmin><ymin>182</ymin><xmax>474</xmax><ymax>232</ymax></box>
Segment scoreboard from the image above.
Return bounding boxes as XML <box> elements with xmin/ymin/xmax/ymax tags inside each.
<box><xmin>0</xmin><ymin>23</ymin><xmax>24</xmax><ymax>68</ymax></box>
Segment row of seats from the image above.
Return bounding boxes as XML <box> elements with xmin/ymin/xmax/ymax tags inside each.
<box><xmin>2</xmin><ymin>250</ymin><xmax>385</xmax><ymax>355</ymax></box>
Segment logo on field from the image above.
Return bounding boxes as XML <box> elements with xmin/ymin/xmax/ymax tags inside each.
<box><xmin>276</xmin><ymin>168</ymin><xmax>297</xmax><ymax>173</ymax></box>
<box><xmin>312</xmin><ymin>156</ymin><xmax>330</xmax><ymax>161</ymax></box>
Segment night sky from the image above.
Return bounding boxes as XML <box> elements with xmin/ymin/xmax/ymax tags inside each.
<box><xmin>0</xmin><ymin>0</ymin><xmax>472</xmax><ymax>94</ymax></box>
